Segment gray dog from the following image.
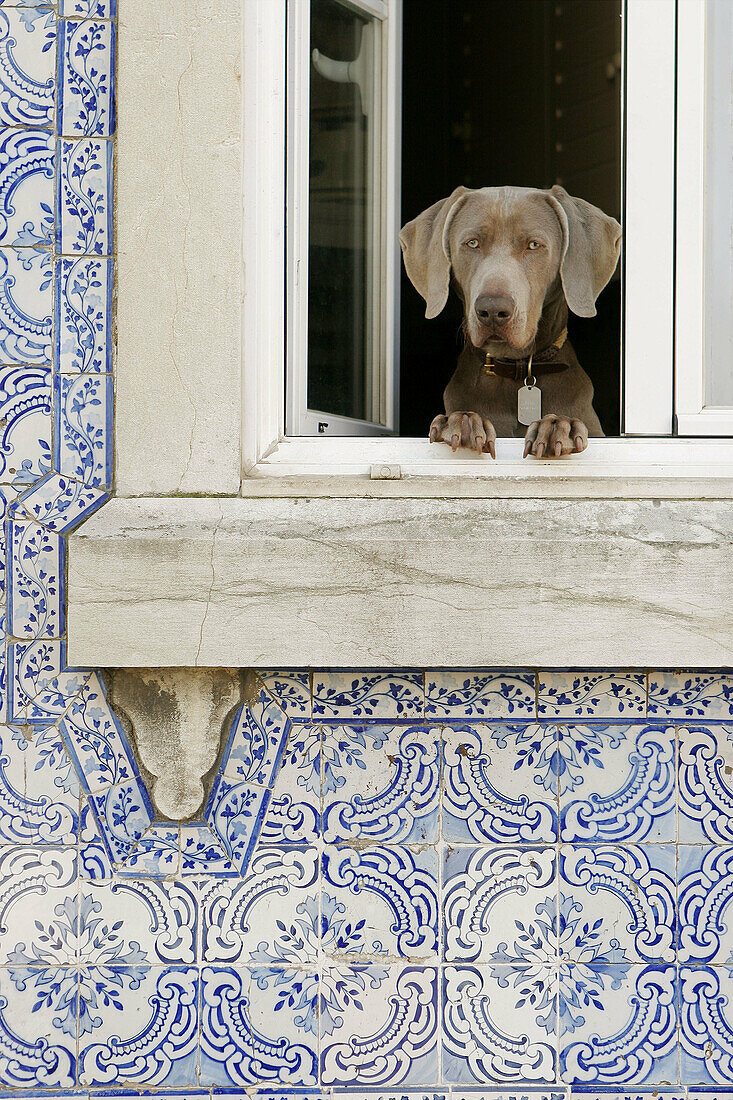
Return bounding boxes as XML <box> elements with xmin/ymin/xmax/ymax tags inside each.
<box><xmin>399</xmin><ymin>185</ymin><xmax>622</xmax><ymax>457</ymax></box>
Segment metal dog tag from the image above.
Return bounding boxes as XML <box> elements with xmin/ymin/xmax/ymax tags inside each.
<box><xmin>518</xmin><ymin>382</ymin><xmax>541</xmax><ymax>426</ymax></box>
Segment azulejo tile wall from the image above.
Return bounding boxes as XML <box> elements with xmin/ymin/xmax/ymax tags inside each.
<box><xmin>3</xmin><ymin>5</ymin><xmax>733</xmax><ymax>1099</ymax></box>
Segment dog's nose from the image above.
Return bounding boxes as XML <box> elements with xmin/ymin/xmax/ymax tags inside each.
<box><xmin>474</xmin><ymin>294</ymin><xmax>515</xmax><ymax>327</ymax></box>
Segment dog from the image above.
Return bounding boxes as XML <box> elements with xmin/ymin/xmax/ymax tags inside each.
<box><xmin>399</xmin><ymin>185</ymin><xmax>621</xmax><ymax>457</ymax></box>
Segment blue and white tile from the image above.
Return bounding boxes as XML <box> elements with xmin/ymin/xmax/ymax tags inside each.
<box><xmin>442</xmin><ymin>964</ymin><xmax>556</xmax><ymax>1084</ymax></box>
<box><xmin>260</xmin><ymin>722</ymin><xmax>321</xmax><ymax>845</ymax></box>
<box><xmin>205</xmin><ymin>776</ymin><xmax>272</xmax><ymax>875</ymax></box>
<box><xmin>80</xmin><ymin>879</ymin><xmax>197</xmax><ymax>965</ymax></box>
<box><xmin>54</xmin><ymin>372</ymin><xmax>112</xmax><ymax>488</ymax></box>
<box><xmin>322</xmin><ymin>723</ymin><xmax>440</xmax><ymax>844</ymax></box>
<box><xmin>680</xmin><ymin>964</ymin><xmax>733</xmax><ymax>1083</ymax></box>
<box><xmin>118</xmin><ymin>823</ymin><xmax>180</xmax><ymax>877</ymax></box>
<box><xmin>0</xmin><ymin>845</ymin><xmax>78</xmax><ymax>964</ymax></box>
<box><xmin>679</xmin><ymin>724</ymin><xmax>733</xmax><ymax>842</ymax></box>
<box><xmin>89</xmin><ymin>775</ymin><xmax>154</xmax><ymax>863</ymax></box>
<box><xmin>323</xmin><ymin>844</ymin><xmax>438</xmax><ymax>960</ymax></box>
<box><xmin>57</xmin><ymin>17</ymin><xmax>114</xmax><ymax>136</ymax></box>
<box><xmin>649</xmin><ymin>670</ymin><xmax>733</xmax><ymax>718</ymax></box>
<box><xmin>679</xmin><ymin>845</ymin><xmax>733</xmax><ymax>963</ymax></box>
<box><xmin>221</xmin><ymin>688</ymin><xmax>290</xmax><ymax>786</ymax></box>
<box><xmin>55</xmin><ymin>255</ymin><xmax>111</xmax><ymax>372</ymax></box>
<box><xmin>559</xmin><ymin>845</ymin><xmax>676</xmax><ymax>964</ymax></box>
<box><xmin>58</xmin><ymin>672</ymin><xmax>136</xmax><ymax>793</ymax></box>
<box><xmin>179</xmin><ymin>822</ymin><xmax>241</xmax><ymax>876</ymax></box>
<box><xmin>313</xmin><ymin>670</ymin><xmax>423</xmax><ymax>719</ymax></box>
<box><xmin>78</xmin><ymin>794</ymin><xmax>112</xmax><ymax>879</ymax></box>
<box><xmin>201</xmin><ymin>845</ymin><xmax>319</xmax><ymax>963</ymax></box>
<box><xmin>62</xmin><ymin>0</ymin><xmax>117</xmax><ymax>16</ymax></box>
<box><xmin>321</xmin><ymin>966</ymin><xmax>438</xmax><ymax>1085</ymax></box>
<box><xmin>426</xmin><ymin>670</ymin><xmax>535</xmax><ymax>719</ymax></box>
<box><xmin>0</xmin><ymin>968</ymin><xmax>76</xmax><ymax>1089</ymax></box>
<box><xmin>0</xmin><ymin>7</ymin><xmax>54</xmax><ymax>128</ymax></box>
<box><xmin>447</xmin><ymin>1093</ymin><xmax>565</xmax><ymax>1100</ymax></box>
<box><xmin>443</xmin><ymin>723</ymin><xmax>558</xmax><ymax>843</ymax></box>
<box><xmin>559</xmin><ymin>964</ymin><xmax>677</xmax><ymax>1084</ymax></box>
<box><xmin>0</xmin><ymin>246</ymin><xmax>52</xmax><ymax>362</ymax></box>
<box><xmin>200</xmin><ymin>965</ymin><xmax>319</xmax><ymax>1086</ymax></box>
<box><xmin>56</xmin><ymin>136</ymin><xmax>112</xmax><ymax>254</ymax></box>
<box><xmin>444</xmin><ymin>846</ymin><xmax>556</xmax><ymax>963</ymax></box>
<box><xmin>559</xmin><ymin>723</ymin><xmax>676</xmax><ymax>843</ymax></box>
<box><xmin>15</xmin><ymin>471</ymin><xmax>107</xmax><ymax>530</ymax></box>
<box><xmin>0</xmin><ymin>722</ymin><xmax>79</xmax><ymax>843</ymax></box>
<box><xmin>0</xmin><ymin>363</ymin><xmax>51</xmax><ymax>486</ymax></box>
<box><xmin>537</xmin><ymin>671</ymin><xmax>646</xmax><ymax>718</ymax></box>
<box><xmin>0</xmin><ymin>127</ymin><xmax>54</xmax><ymax>245</ymax></box>
<box><xmin>260</xmin><ymin>668</ymin><xmax>311</xmax><ymax>717</ymax></box>
<box><xmin>8</xmin><ymin>516</ymin><xmax>63</xmax><ymax>637</ymax></box>
<box><xmin>9</xmin><ymin>639</ymin><xmax>89</xmax><ymax>722</ymax></box>
<box><xmin>334</xmin><ymin>1093</ymin><xmax>448</xmax><ymax>1100</ymax></box>
<box><xmin>78</xmin><ymin>966</ymin><xmax>199</xmax><ymax>1087</ymax></box>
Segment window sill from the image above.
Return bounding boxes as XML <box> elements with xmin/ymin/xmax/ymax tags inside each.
<box><xmin>244</xmin><ymin>436</ymin><xmax>733</xmax><ymax>498</ymax></box>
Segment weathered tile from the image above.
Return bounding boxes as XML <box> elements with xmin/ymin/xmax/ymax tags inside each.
<box><xmin>323</xmin><ymin>844</ymin><xmax>438</xmax><ymax>960</ymax></box>
<box><xmin>321</xmin><ymin>966</ymin><xmax>438</xmax><ymax>1085</ymax></box>
<box><xmin>16</xmin><ymin>470</ymin><xmax>108</xmax><ymax>530</ymax></box>
<box><xmin>89</xmin><ymin>776</ymin><xmax>154</xmax><ymax>863</ymax></box>
<box><xmin>679</xmin><ymin>845</ymin><xmax>733</xmax><ymax>963</ymax></box>
<box><xmin>560</xmin><ymin>964</ymin><xmax>677</xmax><ymax>1084</ymax></box>
<box><xmin>260</xmin><ymin>722</ymin><xmax>321</xmax><ymax>845</ymax></box>
<box><xmin>56</xmin><ymin>136</ymin><xmax>112</xmax><ymax>254</ymax></box>
<box><xmin>537</xmin><ymin>670</ymin><xmax>646</xmax><ymax>718</ymax></box>
<box><xmin>179</xmin><ymin>822</ymin><xmax>241</xmax><ymax>876</ymax></box>
<box><xmin>444</xmin><ymin>846</ymin><xmax>556</xmax><ymax>963</ymax></box>
<box><xmin>313</xmin><ymin>670</ymin><xmax>423</xmax><ymax>719</ymax></box>
<box><xmin>8</xmin><ymin>516</ymin><xmax>63</xmax><ymax>637</ymax></box>
<box><xmin>57</xmin><ymin>17</ymin><xmax>114</xmax><ymax>136</ymax></box>
<box><xmin>201</xmin><ymin>845</ymin><xmax>320</xmax><ymax>963</ymax></box>
<box><xmin>9</xmin><ymin>639</ymin><xmax>89</xmax><ymax>722</ymax></box>
<box><xmin>0</xmin><ymin>247</ymin><xmax>52</xmax><ymax>362</ymax></box>
<box><xmin>680</xmin><ymin>965</ymin><xmax>733</xmax><ymax>1083</ymax></box>
<box><xmin>679</xmin><ymin>724</ymin><xmax>733</xmax><ymax>841</ymax></box>
<box><xmin>443</xmin><ymin>964</ymin><xmax>556</xmax><ymax>1083</ymax></box>
<box><xmin>0</xmin><ymin>722</ymin><xmax>79</xmax><ymax>843</ymax></box>
<box><xmin>62</xmin><ymin>0</ymin><xmax>117</xmax><ymax>16</ymax></box>
<box><xmin>58</xmin><ymin>671</ymin><xmax>137</xmax><ymax>793</ymax></box>
<box><xmin>559</xmin><ymin>844</ymin><xmax>676</xmax><ymax>963</ymax></box>
<box><xmin>0</xmin><ymin>363</ymin><xmax>51</xmax><ymax>486</ymax></box>
<box><xmin>649</xmin><ymin>670</ymin><xmax>733</xmax><ymax>718</ymax></box>
<box><xmin>205</xmin><ymin>776</ymin><xmax>272</xmax><ymax>875</ymax></box>
<box><xmin>200</xmin><ymin>965</ymin><xmax>318</xmax><ymax>1086</ymax></box>
<box><xmin>54</xmin><ymin>371</ymin><xmax>112</xmax><ymax>487</ymax></box>
<box><xmin>559</xmin><ymin>723</ymin><xmax>676</xmax><ymax>843</ymax></box>
<box><xmin>0</xmin><ymin>8</ymin><xmax>55</xmax><ymax>128</ymax></box>
<box><xmin>426</xmin><ymin>669</ymin><xmax>535</xmax><ymax>719</ymax></box>
<box><xmin>77</xmin><ymin>966</ymin><xmax>199</xmax><ymax>1087</ymax></box>
<box><xmin>443</xmin><ymin>722</ymin><xmax>558</xmax><ymax>843</ymax></box>
<box><xmin>55</xmin><ymin>255</ymin><xmax>112</xmax><ymax>372</ymax></box>
<box><xmin>260</xmin><ymin>668</ymin><xmax>311</xmax><ymax>716</ymax></box>
<box><xmin>0</xmin><ymin>968</ymin><xmax>76</xmax><ymax>1088</ymax></box>
<box><xmin>80</xmin><ymin>879</ymin><xmax>196</xmax><ymax>965</ymax></box>
<box><xmin>117</xmin><ymin>823</ymin><xmax>180</xmax><ymax>877</ymax></box>
<box><xmin>321</xmin><ymin>723</ymin><xmax>440</xmax><ymax>844</ymax></box>
<box><xmin>221</xmin><ymin>687</ymin><xmax>290</xmax><ymax>785</ymax></box>
<box><xmin>0</xmin><ymin>127</ymin><xmax>54</xmax><ymax>245</ymax></box>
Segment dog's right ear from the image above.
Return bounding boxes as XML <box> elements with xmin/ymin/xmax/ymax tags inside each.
<box><xmin>399</xmin><ymin>186</ymin><xmax>469</xmax><ymax>319</ymax></box>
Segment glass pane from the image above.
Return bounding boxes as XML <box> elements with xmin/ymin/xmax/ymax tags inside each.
<box><xmin>308</xmin><ymin>0</ymin><xmax>378</xmax><ymax>422</ymax></box>
<box><xmin>704</xmin><ymin>0</ymin><xmax>733</xmax><ymax>407</ymax></box>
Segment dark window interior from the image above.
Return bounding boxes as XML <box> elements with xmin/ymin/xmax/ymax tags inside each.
<box><xmin>400</xmin><ymin>0</ymin><xmax>622</xmax><ymax>437</ymax></box>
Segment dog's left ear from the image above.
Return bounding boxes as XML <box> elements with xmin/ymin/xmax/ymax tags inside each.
<box><xmin>546</xmin><ymin>185</ymin><xmax>622</xmax><ymax>318</ymax></box>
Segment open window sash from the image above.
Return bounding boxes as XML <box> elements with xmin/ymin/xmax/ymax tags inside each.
<box><xmin>286</xmin><ymin>0</ymin><xmax>402</xmax><ymax>437</ymax></box>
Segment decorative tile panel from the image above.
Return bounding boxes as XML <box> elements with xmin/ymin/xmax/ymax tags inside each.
<box><xmin>0</xmin><ymin>9</ymin><xmax>731</xmax><ymax>1094</ymax></box>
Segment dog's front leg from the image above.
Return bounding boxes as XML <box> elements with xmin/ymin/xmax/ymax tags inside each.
<box><xmin>523</xmin><ymin>414</ymin><xmax>588</xmax><ymax>458</ymax></box>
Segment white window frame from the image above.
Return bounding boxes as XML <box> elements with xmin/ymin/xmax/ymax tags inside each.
<box><xmin>242</xmin><ymin>0</ymin><xmax>733</xmax><ymax>479</ymax></box>
<box><xmin>286</xmin><ymin>0</ymin><xmax>402</xmax><ymax>437</ymax></box>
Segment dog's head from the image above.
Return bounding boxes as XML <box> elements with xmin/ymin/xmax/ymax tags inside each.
<box><xmin>399</xmin><ymin>184</ymin><xmax>621</xmax><ymax>354</ymax></box>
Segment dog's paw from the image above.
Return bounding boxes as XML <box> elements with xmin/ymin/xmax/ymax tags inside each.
<box><xmin>429</xmin><ymin>411</ymin><xmax>496</xmax><ymax>456</ymax></box>
<box><xmin>523</xmin><ymin>414</ymin><xmax>588</xmax><ymax>458</ymax></box>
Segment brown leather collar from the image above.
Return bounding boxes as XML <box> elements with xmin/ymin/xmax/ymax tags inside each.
<box><xmin>478</xmin><ymin>327</ymin><xmax>570</xmax><ymax>381</ymax></box>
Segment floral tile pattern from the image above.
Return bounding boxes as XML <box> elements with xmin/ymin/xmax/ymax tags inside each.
<box><xmin>2</xmin><ymin>10</ymin><xmax>733</xmax><ymax>1096</ymax></box>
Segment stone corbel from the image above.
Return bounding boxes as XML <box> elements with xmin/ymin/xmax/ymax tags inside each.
<box><xmin>107</xmin><ymin>667</ymin><xmax>246</xmax><ymax>820</ymax></box>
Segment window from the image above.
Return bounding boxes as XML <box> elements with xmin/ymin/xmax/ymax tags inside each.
<box><xmin>244</xmin><ymin>0</ymin><xmax>733</xmax><ymax>474</ymax></box>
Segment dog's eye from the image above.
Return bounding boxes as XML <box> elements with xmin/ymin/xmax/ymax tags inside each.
<box><xmin>527</xmin><ymin>239</ymin><xmax>541</xmax><ymax>250</ymax></box>
<box><xmin>465</xmin><ymin>238</ymin><xmax>480</xmax><ymax>249</ymax></box>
